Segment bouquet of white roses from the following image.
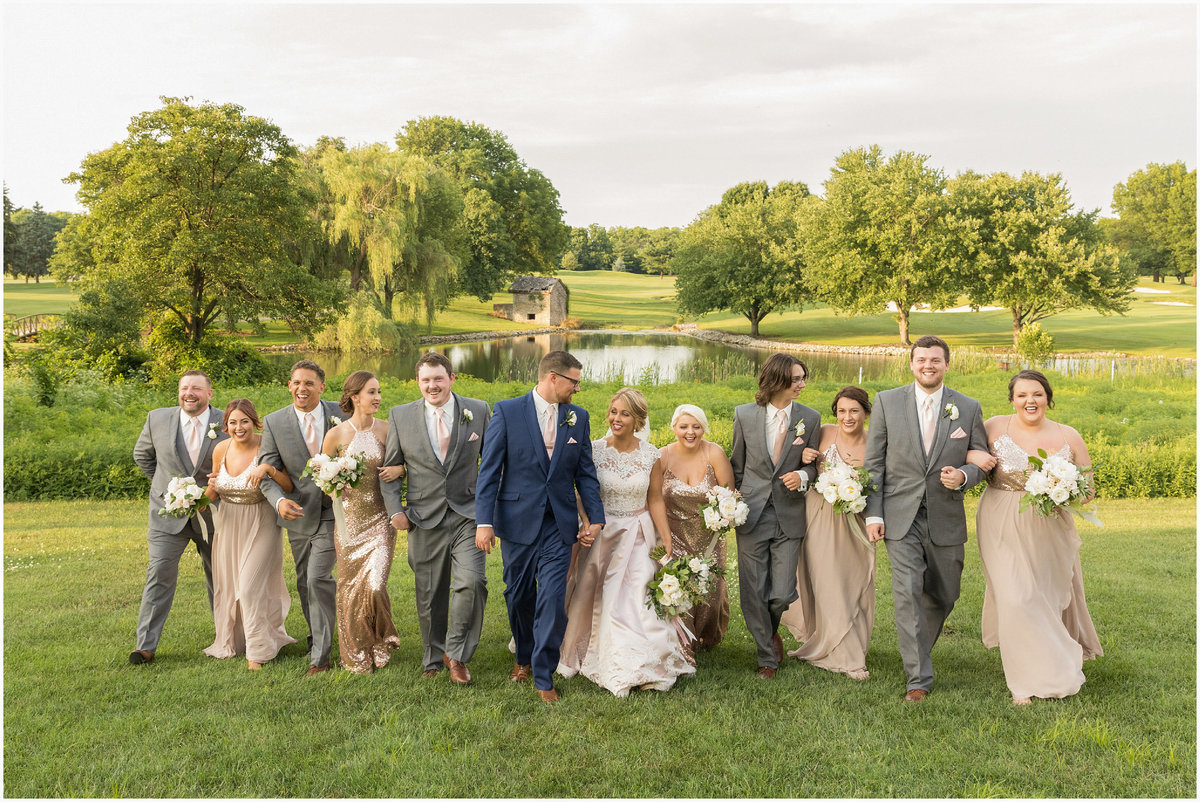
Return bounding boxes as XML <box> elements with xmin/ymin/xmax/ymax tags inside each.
<box><xmin>700</xmin><ymin>486</ymin><xmax>749</xmax><ymax>543</ymax></box>
<box><xmin>646</xmin><ymin>546</ymin><xmax>724</xmax><ymax>623</ymax></box>
<box><xmin>814</xmin><ymin>461</ymin><xmax>877</xmax><ymax>545</ymax></box>
<box><xmin>302</xmin><ymin>451</ymin><xmax>365</xmax><ymax>496</ymax></box>
<box><xmin>1020</xmin><ymin>450</ymin><xmax>1102</xmax><ymax>527</ymax></box>
<box><xmin>159</xmin><ymin>475</ymin><xmax>211</xmax><ymax>519</ymax></box>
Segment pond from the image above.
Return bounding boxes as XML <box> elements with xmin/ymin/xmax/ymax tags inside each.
<box><xmin>262</xmin><ymin>330</ymin><xmax>1194</xmax><ymax>385</ymax></box>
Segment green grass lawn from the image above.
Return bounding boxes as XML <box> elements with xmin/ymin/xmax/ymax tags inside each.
<box><xmin>2</xmin><ymin>278</ymin><xmax>75</xmax><ymax>317</ymax></box>
<box><xmin>4</xmin><ymin>498</ymin><xmax>1193</xmax><ymax>797</ymax></box>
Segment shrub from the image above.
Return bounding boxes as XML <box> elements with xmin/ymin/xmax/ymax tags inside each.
<box><xmin>310</xmin><ymin>291</ymin><xmax>415</xmax><ymax>353</ymax></box>
<box><xmin>1016</xmin><ymin>322</ymin><xmax>1055</xmax><ymax>363</ymax></box>
<box><xmin>144</xmin><ymin>316</ymin><xmax>281</xmax><ymax>387</ymax></box>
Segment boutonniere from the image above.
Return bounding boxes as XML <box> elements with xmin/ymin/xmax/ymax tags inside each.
<box><xmin>792</xmin><ymin>420</ymin><xmax>805</xmax><ymax>438</ymax></box>
<box><xmin>330</xmin><ymin>415</ymin><xmax>342</xmax><ymax>426</ymax></box>
<box><xmin>943</xmin><ymin>403</ymin><xmax>959</xmax><ymax>421</ymax></box>
<box><xmin>562</xmin><ymin>409</ymin><xmax>577</xmax><ymax>428</ymax></box>
<box><xmin>461</xmin><ymin>408</ymin><xmax>473</xmax><ymax>425</ymax></box>
<box><xmin>206</xmin><ymin>422</ymin><xmax>220</xmax><ymax>440</ymax></box>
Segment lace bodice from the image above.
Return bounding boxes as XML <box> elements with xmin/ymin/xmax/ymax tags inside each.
<box><xmin>593</xmin><ymin>438</ymin><xmax>660</xmax><ymax>517</ymax></box>
<box><xmin>988</xmin><ymin>434</ymin><xmax>1073</xmax><ymax>492</ymax></box>
<box><xmin>211</xmin><ymin>453</ymin><xmax>265</xmax><ymax>505</ymax></box>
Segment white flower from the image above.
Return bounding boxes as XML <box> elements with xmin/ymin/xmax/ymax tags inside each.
<box><xmin>330</xmin><ymin>416</ymin><xmax>342</xmax><ymax>426</ymax></box>
<box><xmin>338</xmin><ymin>455</ymin><xmax>359</xmax><ymax>473</ymax></box>
<box><xmin>702</xmin><ymin>506</ymin><xmax>722</xmax><ymax>531</ymax></box>
<box><xmin>944</xmin><ymin>403</ymin><xmax>959</xmax><ymax>421</ymax></box>
<box><xmin>1024</xmin><ymin>471</ymin><xmax>1051</xmax><ymax>496</ymax></box>
<box><xmin>688</xmin><ymin>557</ymin><xmax>710</xmax><ymax>578</ymax></box>
<box><xmin>733</xmin><ymin>504</ymin><xmax>748</xmax><ymax>526</ymax></box>
<box><xmin>317</xmin><ymin>460</ymin><xmax>342</xmax><ymax>483</ymax></box>
<box><xmin>847</xmin><ymin>497</ymin><xmax>867</xmax><ymax>514</ymax></box>
<box><xmin>821</xmin><ymin>486</ymin><xmax>838</xmax><ymax>504</ymax></box>
<box><xmin>837</xmin><ymin>482</ymin><xmax>860</xmax><ymax>503</ymax></box>
<box><xmin>563</xmin><ymin>409</ymin><xmax>577</xmax><ymax>428</ymax></box>
<box><xmin>717</xmin><ymin>496</ymin><xmax>740</xmax><ymax>520</ymax></box>
<box><xmin>206</xmin><ymin>422</ymin><xmax>219</xmax><ymax>440</ymax></box>
<box><xmin>793</xmin><ymin>419</ymin><xmax>805</xmax><ymax>438</ymax></box>
<box><xmin>658</xmin><ymin>573</ymin><xmax>685</xmax><ymax>606</ymax></box>
<box><xmin>461</xmin><ymin>408</ymin><xmax>473</xmax><ymax>425</ymax></box>
<box><xmin>1048</xmin><ymin>485</ymin><xmax>1071</xmax><ymax>505</ymax></box>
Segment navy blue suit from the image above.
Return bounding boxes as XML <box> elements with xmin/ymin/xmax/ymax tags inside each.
<box><xmin>476</xmin><ymin>390</ymin><xmax>605</xmax><ymax>690</ymax></box>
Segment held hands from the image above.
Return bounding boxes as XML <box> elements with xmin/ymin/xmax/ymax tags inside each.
<box><xmin>866</xmin><ymin>522</ymin><xmax>885</xmax><ymax>543</ymax></box>
<box><xmin>940</xmin><ymin>466</ymin><xmax>966</xmax><ymax>490</ymax></box>
<box><xmin>965</xmin><ymin>449</ymin><xmax>997</xmax><ymax>472</ymax></box>
<box><xmin>475</xmin><ymin>525</ymin><xmax>495</xmax><ymax>554</ymax></box>
<box><xmin>781</xmin><ymin>470</ymin><xmax>805</xmax><ymax>491</ymax></box>
<box><xmin>577</xmin><ymin>522</ymin><xmax>602</xmax><ymax>548</ymax></box>
<box><xmin>800</xmin><ymin>446</ymin><xmax>821</xmax><ymax>465</ymax></box>
<box><xmin>277</xmin><ymin>498</ymin><xmax>305</xmax><ymax>521</ymax></box>
<box><xmin>378</xmin><ymin>464</ymin><xmax>406</xmax><ymax>483</ymax></box>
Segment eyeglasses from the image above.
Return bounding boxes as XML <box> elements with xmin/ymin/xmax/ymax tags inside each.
<box><xmin>550</xmin><ymin>370</ymin><xmax>582</xmax><ymax>389</ymax></box>
<box><xmin>791</xmin><ymin>376</ymin><xmax>807</xmax><ymax>384</ymax></box>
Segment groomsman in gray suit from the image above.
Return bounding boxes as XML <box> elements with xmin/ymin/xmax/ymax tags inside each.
<box><xmin>259</xmin><ymin>359</ymin><xmax>342</xmax><ymax>676</ymax></box>
<box><xmin>730</xmin><ymin>353</ymin><xmax>822</xmax><ymax>679</ymax></box>
<box><xmin>130</xmin><ymin>370</ymin><xmax>227</xmax><ymax>664</ymax></box>
<box><xmin>865</xmin><ymin>335</ymin><xmax>988</xmax><ymax>701</ymax></box>
<box><xmin>381</xmin><ymin>352</ymin><xmax>491</xmax><ymax>685</ymax></box>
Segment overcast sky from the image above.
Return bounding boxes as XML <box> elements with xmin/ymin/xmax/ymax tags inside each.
<box><xmin>3</xmin><ymin>2</ymin><xmax>1195</xmax><ymax>228</ymax></box>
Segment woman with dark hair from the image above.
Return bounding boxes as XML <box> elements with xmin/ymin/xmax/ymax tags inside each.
<box><xmin>203</xmin><ymin>399</ymin><xmax>297</xmax><ymax>669</ymax></box>
<box><xmin>780</xmin><ymin>386</ymin><xmax>875</xmax><ymax>680</ymax></box>
<box><xmin>320</xmin><ymin>371</ymin><xmax>403</xmax><ymax>673</ymax></box>
<box><xmin>974</xmin><ymin>369</ymin><xmax>1102</xmax><ymax>705</ymax></box>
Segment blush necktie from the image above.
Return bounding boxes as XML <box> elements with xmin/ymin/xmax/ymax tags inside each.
<box><xmin>771</xmin><ymin>409</ymin><xmax>788</xmax><ymax>465</ymax></box>
<box><xmin>921</xmin><ymin>397</ymin><xmax>936</xmax><ymax>455</ymax></box>
<box><xmin>187</xmin><ymin>417</ymin><xmax>202</xmax><ymax>467</ymax></box>
<box><xmin>543</xmin><ymin>405</ymin><xmax>557</xmax><ymax>459</ymax></box>
<box><xmin>304</xmin><ymin>412</ymin><xmax>319</xmax><ymax>457</ymax></box>
<box><xmin>436</xmin><ymin>407</ymin><xmax>450</xmax><ymax>462</ymax></box>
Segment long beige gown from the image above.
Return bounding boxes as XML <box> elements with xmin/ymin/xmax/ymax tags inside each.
<box><xmin>204</xmin><ymin>454</ymin><xmax>297</xmax><ymax>663</ymax></box>
<box><xmin>662</xmin><ymin>463</ymin><xmax>730</xmax><ymax>653</ymax></box>
<box><xmin>333</xmin><ymin>425</ymin><xmax>402</xmax><ymax>674</ymax></box>
<box><xmin>781</xmin><ymin>444</ymin><xmax>875</xmax><ymax>676</ymax></box>
<box><xmin>976</xmin><ymin>435</ymin><xmax>1103</xmax><ymax>699</ymax></box>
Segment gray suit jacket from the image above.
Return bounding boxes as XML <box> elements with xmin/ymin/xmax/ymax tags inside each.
<box><xmin>380</xmin><ymin>394</ymin><xmax>491</xmax><ymax>529</ymax></box>
<box><xmin>259</xmin><ymin>400</ymin><xmax>342</xmax><ymax>537</ymax></box>
<box><xmin>133</xmin><ymin>406</ymin><xmax>227</xmax><ymax>534</ymax></box>
<box><xmin>863</xmin><ymin>384</ymin><xmax>988</xmax><ymax>546</ymax></box>
<box><xmin>730</xmin><ymin>400</ymin><xmax>822</xmax><ymax>535</ymax></box>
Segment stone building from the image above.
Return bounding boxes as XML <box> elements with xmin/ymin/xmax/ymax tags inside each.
<box><xmin>493</xmin><ymin>276</ymin><xmax>569</xmax><ymax>326</ymax></box>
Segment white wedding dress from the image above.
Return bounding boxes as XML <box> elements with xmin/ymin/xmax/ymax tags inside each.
<box><xmin>556</xmin><ymin>438</ymin><xmax>696</xmax><ymax>696</ymax></box>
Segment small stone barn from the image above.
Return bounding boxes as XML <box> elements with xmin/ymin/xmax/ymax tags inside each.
<box><xmin>493</xmin><ymin>276</ymin><xmax>570</xmax><ymax>326</ymax></box>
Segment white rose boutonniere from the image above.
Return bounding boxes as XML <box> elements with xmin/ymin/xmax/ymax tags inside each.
<box><xmin>206</xmin><ymin>422</ymin><xmax>220</xmax><ymax>440</ymax></box>
<box><xmin>461</xmin><ymin>408</ymin><xmax>473</xmax><ymax>425</ymax></box>
<box><xmin>563</xmin><ymin>409</ymin><xmax>578</xmax><ymax>428</ymax></box>
<box><xmin>792</xmin><ymin>420</ymin><xmax>805</xmax><ymax>438</ymax></box>
<box><xmin>330</xmin><ymin>415</ymin><xmax>343</xmax><ymax>426</ymax></box>
<box><xmin>943</xmin><ymin>403</ymin><xmax>959</xmax><ymax>421</ymax></box>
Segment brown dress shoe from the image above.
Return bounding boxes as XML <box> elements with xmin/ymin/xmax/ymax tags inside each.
<box><xmin>129</xmin><ymin>649</ymin><xmax>155</xmax><ymax>665</ymax></box>
<box><xmin>904</xmin><ymin>689</ymin><xmax>929</xmax><ymax>702</ymax></box>
<box><xmin>537</xmin><ymin>688</ymin><xmax>560</xmax><ymax>704</ymax></box>
<box><xmin>509</xmin><ymin>663</ymin><xmax>533</xmax><ymax>683</ymax></box>
<box><xmin>772</xmin><ymin>632</ymin><xmax>784</xmax><ymax>664</ymax></box>
<box><xmin>443</xmin><ymin>654</ymin><xmax>472</xmax><ymax>685</ymax></box>
<box><xmin>757</xmin><ymin>666</ymin><xmax>777</xmax><ymax>679</ymax></box>
<box><xmin>305</xmin><ymin>665</ymin><xmax>331</xmax><ymax>677</ymax></box>
<box><xmin>420</xmin><ymin>668</ymin><xmax>439</xmax><ymax>679</ymax></box>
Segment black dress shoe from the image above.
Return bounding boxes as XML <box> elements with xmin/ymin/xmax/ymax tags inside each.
<box><xmin>129</xmin><ymin>649</ymin><xmax>155</xmax><ymax>665</ymax></box>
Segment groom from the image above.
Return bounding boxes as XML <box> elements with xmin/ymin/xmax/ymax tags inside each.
<box><xmin>475</xmin><ymin>350</ymin><xmax>605</xmax><ymax>704</ymax></box>
<box><xmin>864</xmin><ymin>335</ymin><xmax>988</xmax><ymax>701</ymax></box>
<box><xmin>260</xmin><ymin>359</ymin><xmax>343</xmax><ymax>676</ymax></box>
<box><xmin>130</xmin><ymin>370</ymin><xmax>227</xmax><ymax>664</ymax></box>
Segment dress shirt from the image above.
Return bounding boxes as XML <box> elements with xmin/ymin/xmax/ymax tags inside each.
<box><xmin>765</xmin><ymin>401</ymin><xmax>807</xmax><ymax>492</ymax></box>
<box><xmin>531</xmin><ymin>388</ymin><xmax>558</xmax><ymax>439</ymax></box>
<box><xmin>425</xmin><ymin>397</ymin><xmax>457</xmax><ymax>459</ymax></box>
<box><xmin>179</xmin><ymin>407</ymin><xmax>211</xmax><ymax>466</ymax></box>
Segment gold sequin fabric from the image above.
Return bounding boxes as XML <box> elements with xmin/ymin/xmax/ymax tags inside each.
<box><xmin>662</xmin><ymin>463</ymin><xmax>730</xmax><ymax>652</ymax></box>
<box><xmin>211</xmin><ymin>455</ymin><xmax>266</xmax><ymax>505</ymax></box>
<box><xmin>988</xmin><ymin>434</ymin><xmax>1073</xmax><ymax>492</ymax></box>
<box><xmin>334</xmin><ymin>426</ymin><xmax>401</xmax><ymax>673</ymax></box>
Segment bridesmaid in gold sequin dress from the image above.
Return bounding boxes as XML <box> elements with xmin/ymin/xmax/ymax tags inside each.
<box><xmin>203</xmin><ymin>399</ymin><xmax>297</xmax><ymax>670</ymax></box>
<box><xmin>320</xmin><ymin>371</ymin><xmax>404</xmax><ymax>674</ymax></box>
<box><xmin>648</xmin><ymin>404</ymin><xmax>736</xmax><ymax>653</ymax></box>
<box><xmin>974</xmin><ymin>370</ymin><xmax>1103</xmax><ymax>705</ymax></box>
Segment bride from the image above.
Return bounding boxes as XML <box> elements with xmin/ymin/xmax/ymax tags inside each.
<box><xmin>556</xmin><ymin>387</ymin><xmax>695</xmax><ymax>696</ymax></box>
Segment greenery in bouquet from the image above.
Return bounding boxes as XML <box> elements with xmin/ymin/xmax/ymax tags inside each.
<box><xmin>646</xmin><ymin>545</ymin><xmax>724</xmax><ymax>621</ymax></box>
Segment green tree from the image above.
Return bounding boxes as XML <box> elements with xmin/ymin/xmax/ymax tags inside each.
<box><xmin>1110</xmin><ymin>161</ymin><xmax>1196</xmax><ymax>284</ymax></box>
<box><xmin>59</xmin><ymin>97</ymin><xmax>335</xmax><ymax>346</ymax></box>
<box><xmin>9</xmin><ymin>203</ymin><xmax>66</xmax><ymax>282</ymax></box>
<box><xmin>799</xmin><ymin>146</ymin><xmax>961</xmax><ymax>345</ymax></box>
<box><xmin>3</xmin><ymin>185</ymin><xmax>18</xmax><ymax>277</ymax></box>
<box><xmin>397</xmin><ymin>116</ymin><xmax>568</xmax><ymax>300</ymax></box>
<box><xmin>673</xmin><ymin>180</ymin><xmax>809</xmax><ymax>337</ymax></box>
<box><xmin>949</xmin><ymin>170</ymin><xmax>1134</xmax><ymax>347</ymax></box>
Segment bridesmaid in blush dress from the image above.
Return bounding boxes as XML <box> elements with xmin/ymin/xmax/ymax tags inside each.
<box><xmin>203</xmin><ymin>399</ymin><xmax>297</xmax><ymax>669</ymax></box>
<box><xmin>320</xmin><ymin>371</ymin><xmax>405</xmax><ymax>674</ymax></box>
<box><xmin>648</xmin><ymin>404</ymin><xmax>736</xmax><ymax>654</ymax></box>
<box><xmin>974</xmin><ymin>370</ymin><xmax>1103</xmax><ymax>705</ymax></box>
<box><xmin>557</xmin><ymin>388</ymin><xmax>695</xmax><ymax>696</ymax></box>
<box><xmin>781</xmin><ymin>386</ymin><xmax>876</xmax><ymax>680</ymax></box>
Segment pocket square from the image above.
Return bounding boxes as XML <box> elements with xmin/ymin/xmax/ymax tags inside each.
<box><xmin>792</xmin><ymin>436</ymin><xmax>804</xmax><ymax>445</ymax></box>
<box><xmin>567</xmin><ymin>437</ymin><xmax>578</xmax><ymax>444</ymax></box>
<box><xmin>468</xmin><ymin>432</ymin><xmax>479</xmax><ymax>442</ymax></box>
<box><xmin>950</xmin><ymin>427</ymin><xmax>967</xmax><ymax>439</ymax></box>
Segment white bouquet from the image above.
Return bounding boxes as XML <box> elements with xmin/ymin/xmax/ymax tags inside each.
<box><xmin>302</xmin><ymin>451</ymin><xmax>365</xmax><ymax>496</ymax></box>
<box><xmin>813</xmin><ymin>461</ymin><xmax>876</xmax><ymax>545</ymax></box>
<box><xmin>159</xmin><ymin>475</ymin><xmax>211</xmax><ymax>519</ymax></box>
<box><xmin>1020</xmin><ymin>450</ymin><xmax>1102</xmax><ymax>527</ymax></box>
<box><xmin>646</xmin><ymin>546</ymin><xmax>725</xmax><ymax>624</ymax></box>
<box><xmin>700</xmin><ymin>485</ymin><xmax>749</xmax><ymax>540</ymax></box>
